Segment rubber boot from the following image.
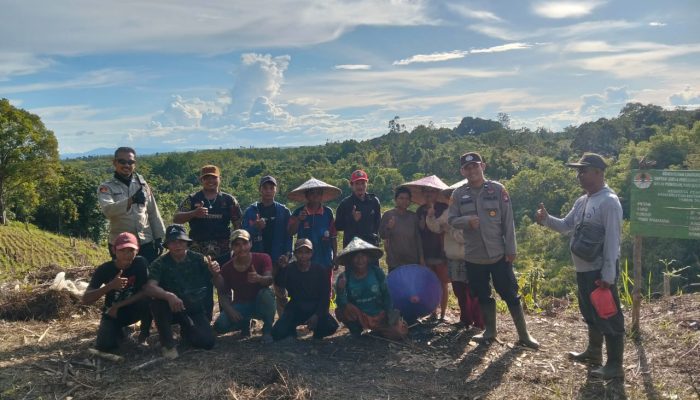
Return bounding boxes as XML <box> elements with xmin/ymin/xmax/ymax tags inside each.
<box><xmin>591</xmin><ymin>334</ymin><xmax>625</xmax><ymax>379</ymax></box>
<box><xmin>472</xmin><ymin>301</ymin><xmax>496</xmax><ymax>342</ymax></box>
<box><xmin>568</xmin><ymin>326</ymin><xmax>603</xmax><ymax>365</ymax></box>
<box><xmin>508</xmin><ymin>303</ymin><xmax>540</xmax><ymax>349</ymax></box>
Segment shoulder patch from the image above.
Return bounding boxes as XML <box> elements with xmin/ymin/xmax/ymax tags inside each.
<box><xmin>502</xmin><ymin>190</ymin><xmax>510</xmax><ymax>203</ymax></box>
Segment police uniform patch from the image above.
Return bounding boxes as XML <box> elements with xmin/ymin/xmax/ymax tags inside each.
<box><xmin>489</xmin><ymin>209</ymin><xmax>497</xmax><ymax>217</ymax></box>
<box><xmin>99</xmin><ymin>185</ymin><xmax>109</xmax><ymax>193</ymax></box>
<box><xmin>502</xmin><ymin>190</ymin><xmax>510</xmax><ymax>203</ymax></box>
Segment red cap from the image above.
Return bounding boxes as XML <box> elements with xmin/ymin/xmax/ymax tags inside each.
<box><xmin>350</xmin><ymin>169</ymin><xmax>369</xmax><ymax>183</ymax></box>
<box><xmin>114</xmin><ymin>232</ymin><xmax>139</xmax><ymax>250</ymax></box>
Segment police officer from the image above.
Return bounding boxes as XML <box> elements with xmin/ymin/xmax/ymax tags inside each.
<box><xmin>448</xmin><ymin>152</ymin><xmax>538</xmax><ymax>348</ymax></box>
<box><xmin>98</xmin><ymin>147</ymin><xmax>165</xmax><ymax>263</ymax></box>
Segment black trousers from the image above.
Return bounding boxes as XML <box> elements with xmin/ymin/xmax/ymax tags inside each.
<box><xmin>95</xmin><ymin>299</ymin><xmax>151</xmax><ymax>352</ymax></box>
<box><xmin>271</xmin><ymin>301</ymin><xmax>338</xmax><ymax>341</ymax></box>
<box><xmin>465</xmin><ymin>257</ymin><xmax>520</xmax><ymax>308</ymax></box>
<box><xmin>576</xmin><ymin>269</ymin><xmax>625</xmax><ymax>336</ymax></box>
<box><xmin>150</xmin><ymin>299</ymin><xmax>215</xmax><ymax>350</ymax></box>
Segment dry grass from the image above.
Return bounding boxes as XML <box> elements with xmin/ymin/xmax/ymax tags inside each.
<box><xmin>0</xmin><ymin>275</ymin><xmax>698</xmax><ymax>399</ymax></box>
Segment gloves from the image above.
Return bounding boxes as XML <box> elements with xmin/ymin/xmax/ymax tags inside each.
<box><xmin>154</xmin><ymin>238</ymin><xmax>164</xmax><ymax>256</ymax></box>
<box><xmin>131</xmin><ymin>187</ymin><xmax>147</xmax><ymax>205</ymax></box>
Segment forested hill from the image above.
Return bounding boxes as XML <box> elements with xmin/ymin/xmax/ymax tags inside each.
<box><xmin>12</xmin><ymin>102</ymin><xmax>700</xmax><ymax>298</ymax></box>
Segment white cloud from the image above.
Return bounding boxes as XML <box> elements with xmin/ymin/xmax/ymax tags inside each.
<box><xmin>649</xmin><ymin>22</ymin><xmax>666</xmax><ymax>27</ymax></box>
<box><xmin>562</xmin><ymin>41</ymin><xmax>666</xmax><ymax>53</ymax></box>
<box><xmin>0</xmin><ymin>69</ymin><xmax>138</xmax><ymax>95</ymax></box>
<box><xmin>573</xmin><ymin>43</ymin><xmax>700</xmax><ymax>78</ymax></box>
<box><xmin>669</xmin><ymin>86</ymin><xmax>700</xmax><ymax>106</ymax></box>
<box><xmin>533</xmin><ymin>1</ymin><xmax>603</xmax><ymax>19</ymax></box>
<box><xmin>579</xmin><ymin>86</ymin><xmax>630</xmax><ymax>115</ymax></box>
<box><xmin>0</xmin><ymin>53</ymin><xmax>53</xmax><ymax>81</ymax></box>
<box><xmin>334</xmin><ymin>64</ymin><xmax>372</xmax><ymax>70</ymax></box>
<box><xmin>446</xmin><ymin>4</ymin><xmax>502</xmax><ymax>22</ymax></box>
<box><xmin>470</xmin><ymin>19</ymin><xmax>637</xmax><ymax>41</ymax></box>
<box><xmin>0</xmin><ymin>0</ymin><xmax>436</xmax><ymax>56</ymax></box>
<box><xmin>393</xmin><ymin>43</ymin><xmax>532</xmax><ymax>65</ymax></box>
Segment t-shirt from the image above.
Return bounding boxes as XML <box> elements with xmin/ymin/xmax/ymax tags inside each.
<box><xmin>178</xmin><ymin>191</ymin><xmax>241</xmax><ymax>242</ymax></box>
<box><xmin>336</xmin><ymin>265</ymin><xmax>389</xmax><ymax>317</ymax></box>
<box><xmin>335</xmin><ymin>193</ymin><xmax>381</xmax><ymax>246</ymax></box>
<box><xmin>219</xmin><ymin>253</ymin><xmax>272</xmax><ymax>304</ymax></box>
<box><xmin>417</xmin><ymin>203</ymin><xmax>448</xmax><ymax>263</ymax></box>
<box><xmin>88</xmin><ymin>256</ymin><xmax>149</xmax><ymax>312</ymax></box>
<box><xmin>378</xmin><ymin>208</ymin><xmax>423</xmax><ymax>269</ymax></box>
<box><xmin>274</xmin><ymin>261</ymin><xmax>330</xmax><ymax>314</ymax></box>
<box><xmin>148</xmin><ymin>250</ymin><xmax>213</xmax><ymax>311</ymax></box>
<box><xmin>258</xmin><ymin>203</ymin><xmax>277</xmax><ymax>256</ymax></box>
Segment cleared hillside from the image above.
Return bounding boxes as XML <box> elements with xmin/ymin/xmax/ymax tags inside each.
<box><xmin>0</xmin><ymin>222</ymin><xmax>108</xmax><ymax>281</ymax></box>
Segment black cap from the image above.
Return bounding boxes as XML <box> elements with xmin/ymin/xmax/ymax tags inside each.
<box><xmin>566</xmin><ymin>153</ymin><xmax>608</xmax><ymax>170</ymax></box>
<box><xmin>259</xmin><ymin>175</ymin><xmax>277</xmax><ymax>187</ymax></box>
<box><xmin>460</xmin><ymin>152</ymin><xmax>484</xmax><ymax>166</ymax></box>
<box><xmin>164</xmin><ymin>224</ymin><xmax>192</xmax><ymax>245</ymax></box>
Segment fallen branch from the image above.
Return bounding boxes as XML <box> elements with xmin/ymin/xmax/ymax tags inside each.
<box><xmin>37</xmin><ymin>326</ymin><xmax>50</xmax><ymax>342</ymax></box>
<box><xmin>88</xmin><ymin>348</ymin><xmax>124</xmax><ymax>363</ymax></box>
<box><xmin>131</xmin><ymin>357</ymin><xmax>166</xmax><ymax>371</ymax></box>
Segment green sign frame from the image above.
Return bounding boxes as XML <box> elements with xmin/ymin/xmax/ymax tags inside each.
<box><xmin>630</xmin><ymin>169</ymin><xmax>700</xmax><ymax>239</ymax></box>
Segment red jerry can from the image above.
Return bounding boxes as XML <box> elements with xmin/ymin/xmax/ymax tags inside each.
<box><xmin>590</xmin><ymin>281</ymin><xmax>618</xmax><ymax>319</ymax></box>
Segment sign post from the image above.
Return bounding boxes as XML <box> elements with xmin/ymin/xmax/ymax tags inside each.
<box><xmin>630</xmin><ymin>169</ymin><xmax>700</xmax><ymax>333</ymax></box>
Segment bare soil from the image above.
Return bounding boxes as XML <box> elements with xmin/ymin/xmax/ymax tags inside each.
<box><xmin>0</xmin><ymin>287</ymin><xmax>698</xmax><ymax>399</ymax></box>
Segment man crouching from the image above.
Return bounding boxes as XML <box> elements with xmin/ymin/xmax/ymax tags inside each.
<box><xmin>82</xmin><ymin>232</ymin><xmax>151</xmax><ymax>353</ymax></box>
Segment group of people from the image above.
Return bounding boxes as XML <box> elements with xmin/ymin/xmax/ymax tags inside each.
<box><xmin>83</xmin><ymin>146</ymin><xmax>625</xmax><ymax>380</ymax></box>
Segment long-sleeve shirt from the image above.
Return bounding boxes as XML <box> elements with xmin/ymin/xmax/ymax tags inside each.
<box><xmin>378</xmin><ymin>209</ymin><xmax>423</xmax><ymax>269</ymax></box>
<box><xmin>543</xmin><ymin>185</ymin><xmax>622</xmax><ymax>284</ymax></box>
<box><xmin>98</xmin><ymin>173</ymin><xmax>165</xmax><ymax>245</ymax></box>
<box><xmin>335</xmin><ymin>193</ymin><xmax>381</xmax><ymax>246</ymax></box>
<box><xmin>448</xmin><ymin>180</ymin><xmax>516</xmax><ymax>264</ymax></box>
<box><xmin>426</xmin><ymin>210</ymin><xmax>466</xmax><ymax>261</ymax></box>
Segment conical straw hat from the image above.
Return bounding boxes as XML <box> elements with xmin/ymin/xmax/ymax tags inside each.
<box><xmin>287</xmin><ymin>177</ymin><xmax>342</xmax><ymax>203</ymax></box>
<box><xmin>334</xmin><ymin>236</ymin><xmax>383</xmax><ymax>266</ymax></box>
<box><xmin>398</xmin><ymin>175</ymin><xmax>449</xmax><ymax>205</ymax></box>
<box><xmin>440</xmin><ymin>178</ymin><xmax>469</xmax><ymax>203</ymax></box>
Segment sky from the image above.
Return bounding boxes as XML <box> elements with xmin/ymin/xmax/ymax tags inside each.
<box><xmin>1</xmin><ymin>0</ymin><xmax>699</xmax><ymax>156</ymax></box>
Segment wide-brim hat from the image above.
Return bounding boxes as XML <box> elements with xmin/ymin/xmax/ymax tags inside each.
<box><xmin>287</xmin><ymin>177</ymin><xmax>342</xmax><ymax>203</ymax></box>
<box><xmin>398</xmin><ymin>175</ymin><xmax>449</xmax><ymax>205</ymax></box>
<box><xmin>440</xmin><ymin>178</ymin><xmax>469</xmax><ymax>203</ymax></box>
<box><xmin>334</xmin><ymin>237</ymin><xmax>384</xmax><ymax>266</ymax></box>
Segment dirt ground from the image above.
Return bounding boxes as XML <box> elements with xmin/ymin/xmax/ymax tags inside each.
<box><xmin>0</xmin><ymin>291</ymin><xmax>698</xmax><ymax>400</ymax></box>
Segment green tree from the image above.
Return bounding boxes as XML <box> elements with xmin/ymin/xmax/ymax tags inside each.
<box><xmin>0</xmin><ymin>99</ymin><xmax>59</xmax><ymax>224</ymax></box>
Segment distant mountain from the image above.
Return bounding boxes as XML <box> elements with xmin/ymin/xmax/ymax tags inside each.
<box><xmin>60</xmin><ymin>147</ymin><xmax>170</xmax><ymax>160</ymax></box>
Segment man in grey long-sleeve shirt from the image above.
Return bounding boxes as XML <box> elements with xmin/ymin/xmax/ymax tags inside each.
<box><xmin>448</xmin><ymin>151</ymin><xmax>538</xmax><ymax>348</ymax></box>
<box><xmin>536</xmin><ymin>152</ymin><xmax>625</xmax><ymax>380</ymax></box>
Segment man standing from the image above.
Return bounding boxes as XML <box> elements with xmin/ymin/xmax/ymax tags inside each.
<box><xmin>144</xmin><ymin>225</ymin><xmax>220</xmax><ymax>359</ymax></box>
<box><xmin>335</xmin><ymin>169</ymin><xmax>381</xmax><ymax>247</ymax></box>
<box><xmin>448</xmin><ymin>152</ymin><xmax>538</xmax><ymax>348</ymax></box>
<box><xmin>536</xmin><ymin>152</ymin><xmax>625</xmax><ymax>379</ymax></box>
<box><xmin>98</xmin><ymin>147</ymin><xmax>165</xmax><ymax>263</ymax></box>
<box><xmin>173</xmin><ymin>165</ymin><xmax>242</xmax><ymax>258</ymax></box>
<box><xmin>242</xmin><ymin>175</ymin><xmax>292</xmax><ymax>315</ymax></box>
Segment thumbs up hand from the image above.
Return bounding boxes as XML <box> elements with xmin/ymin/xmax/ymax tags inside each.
<box><xmin>206</xmin><ymin>255</ymin><xmax>220</xmax><ymax>276</ymax></box>
<box><xmin>535</xmin><ymin>203</ymin><xmax>549</xmax><ymax>225</ymax></box>
<box><xmin>254</xmin><ymin>213</ymin><xmax>266</xmax><ymax>230</ymax></box>
<box><xmin>352</xmin><ymin>205</ymin><xmax>362</xmax><ymax>222</ymax></box>
<box><xmin>107</xmin><ymin>270</ymin><xmax>128</xmax><ymax>291</ymax></box>
<box><xmin>193</xmin><ymin>202</ymin><xmax>208</xmax><ymax>218</ymax></box>
<box><xmin>387</xmin><ymin>216</ymin><xmax>396</xmax><ymax>230</ymax></box>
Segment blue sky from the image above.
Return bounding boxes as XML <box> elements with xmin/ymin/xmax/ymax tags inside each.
<box><xmin>1</xmin><ymin>0</ymin><xmax>699</xmax><ymax>155</ymax></box>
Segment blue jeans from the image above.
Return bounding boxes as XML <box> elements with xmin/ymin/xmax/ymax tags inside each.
<box><xmin>214</xmin><ymin>288</ymin><xmax>275</xmax><ymax>335</ymax></box>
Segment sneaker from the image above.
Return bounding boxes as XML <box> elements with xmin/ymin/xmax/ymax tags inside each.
<box><xmin>162</xmin><ymin>346</ymin><xmax>179</xmax><ymax>360</ymax></box>
<box><xmin>261</xmin><ymin>333</ymin><xmax>273</xmax><ymax>344</ymax></box>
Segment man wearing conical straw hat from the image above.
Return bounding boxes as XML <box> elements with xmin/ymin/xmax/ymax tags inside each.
<box><xmin>334</xmin><ymin>237</ymin><xmax>408</xmax><ymax>340</ymax></box>
<box><xmin>287</xmin><ymin>178</ymin><xmax>341</xmax><ymax>284</ymax></box>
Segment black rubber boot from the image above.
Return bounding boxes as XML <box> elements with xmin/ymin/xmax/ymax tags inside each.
<box><xmin>568</xmin><ymin>326</ymin><xmax>603</xmax><ymax>365</ymax></box>
<box><xmin>591</xmin><ymin>334</ymin><xmax>625</xmax><ymax>379</ymax></box>
<box><xmin>508</xmin><ymin>303</ymin><xmax>539</xmax><ymax>349</ymax></box>
<box><xmin>472</xmin><ymin>301</ymin><xmax>496</xmax><ymax>342</ymax></box>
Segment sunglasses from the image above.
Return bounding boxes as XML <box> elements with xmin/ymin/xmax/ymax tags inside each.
<box><xmin>116</xmin><ymin>159</ymin><xmax>136</xmax><ymax>165</ymax></box>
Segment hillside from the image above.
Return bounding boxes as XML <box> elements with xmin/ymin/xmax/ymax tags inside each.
<box><xmin>0</xmin><ymin>222</ymin><xmax>108</xmax><ymax>281</ymax></box>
